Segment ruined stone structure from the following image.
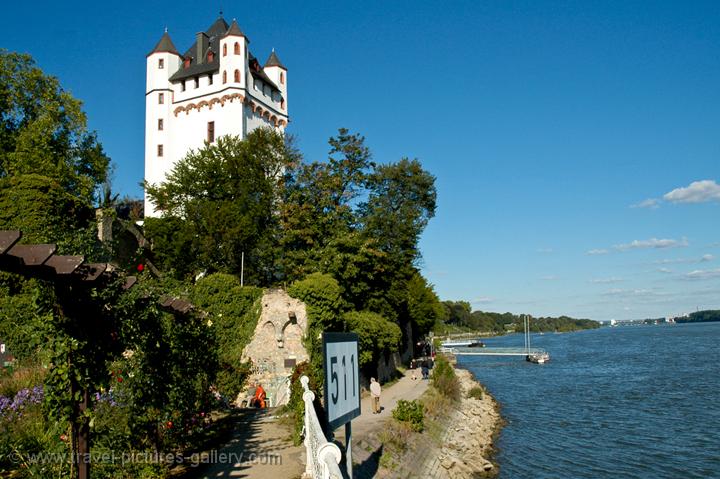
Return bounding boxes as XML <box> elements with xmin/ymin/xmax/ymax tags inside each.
<box><xmin>240</xmin><ymin>289</ymin><xmax>309</xmax><ymax>407</ymax></box>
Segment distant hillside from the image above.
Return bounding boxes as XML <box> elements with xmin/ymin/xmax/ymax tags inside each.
<box><xmin>675</xmin><ymin>310</ymin><xmax>720</xmax><ymax>323</ymax></box>
<box><xmin>437</xmin><ymin>301</ymin><xmax>600</xmax><ymax>333</ymax></box>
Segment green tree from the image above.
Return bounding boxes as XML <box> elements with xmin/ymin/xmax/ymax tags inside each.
<box><xmin>361</xmin><ymin>158</ymin><xmax>437</xmax><ymax>264</ymax></box>
<box><xmin>0</xmin><ymin>50</ymin><xmax>109</xmax><ymax>205</ymax></box>
<box><xmin>279</xmin><ymin>129</ymin><xmax>374</xmax><ymax>279</ymax></box>
<box><xmin>145</xmin><ymin>129</ymin><xmax>299</xmax><ymax>281</ymax></box>
<box><xmin>405</xmin><ymin>271</ymin><xmax>444</xmax><ymax>337</ymax></box>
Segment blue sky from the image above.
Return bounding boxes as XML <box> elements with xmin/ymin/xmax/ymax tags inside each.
<box><xmin>3</xmin><ymin>1</ymin><xmax>719</xmax><ymax>320</ymax></box>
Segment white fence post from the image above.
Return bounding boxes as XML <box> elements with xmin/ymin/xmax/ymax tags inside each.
<box><xmin>300</xmin><ymin>375</ymin><xmax>343</xmax><ymax>479</ymax></box>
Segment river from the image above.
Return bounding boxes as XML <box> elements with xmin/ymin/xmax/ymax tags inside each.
<box><xmin>459</xmin><ymin>322</ymin><xmax>720</xmax><ymax>479</ymax></box>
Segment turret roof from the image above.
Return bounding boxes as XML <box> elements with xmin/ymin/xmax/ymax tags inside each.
<box><xmin>225</xmin><ymin>19</ymin><xmax>245</xmax><ymax>37</ymax></box>
<box><xmin>148</xmin><ymin>31</ymin><xmax>180</xmax><ymax>57</ymax></box>
<box><xmin>264</xmin><ymin>50</ymin><xmax>286</xmax><ymax>69</ymax></box>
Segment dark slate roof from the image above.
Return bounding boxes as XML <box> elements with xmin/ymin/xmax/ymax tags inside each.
<box><xmin>148</xmin><ymin>31</ymin><xmax>180</xmax><ymax>56</ymax></box>
<box><xmin>248</xmin><ymin>54</ymin><xmax>280</xmax><ymax>92</ymax></box>
<box><xmin>167</xmin><ymin>16</ymin><xmax>282</xmax><ymax>95</ymax></box>
<box><xmin>225</xmin><ymin>19</ymin><xmax>244</xmax><ymax>37</ymax></box>
<box><xmin>264</xmin><ymin>50</ymin><xmax>286</xmax><ymax>69</ymax></box>
<box><xmin>169</xmin><ymin>17</ymin><xmax>229</xmax><ymax>82</ymax></box>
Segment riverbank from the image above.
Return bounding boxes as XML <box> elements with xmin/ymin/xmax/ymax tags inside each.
<box><xmin>351</xmin><ymin>358</ymin><xmax>503</xmax><ymax>478</ymax></box>
<box><xmin>421</xmin><ymin>362</ymin><xmax>503</xmax><ymax>478</ymax></box>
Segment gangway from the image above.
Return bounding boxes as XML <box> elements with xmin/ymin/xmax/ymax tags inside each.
<box><xmin>440</xmin><ymin>315</ymin><xmax>550</xmax><ymax>363</ymax></box>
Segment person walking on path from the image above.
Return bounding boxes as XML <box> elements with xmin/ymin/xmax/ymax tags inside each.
<box><xmin>370</xmin><ymin>377</ymin><xmax>382</xmax><ymax>414</ymax></box>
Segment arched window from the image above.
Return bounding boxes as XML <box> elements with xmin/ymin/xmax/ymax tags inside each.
<box><xmin>183</xmin><ymin>57</ymin><xmax>191</xmax><ymax>69</ymax></box>
<box><xmin>222</xmin><ymin>71</ymin><xmax>227</xmax><ymax>84</ymax></box>
<box><xmin>234</xmin><ymin>42</ymin><xmax>240</xmax><ymax>55</ymax></box>
<box><xmin>280</xmin><ymin>72</ymin><xmax>285</xmax><ymax>85</ymax></box>
<box><xmin>207</xmin><ymin>51</ymin><xmax>214</xmax><ymax>62</ymax></box>
<box><xmin>234</xmin><ymin>69</ymin><xmax>240</xmax><ymax>82</ymax></box>
<box><xmin>281</xmin><ymin>99</ymin><xmax>285</xmax><ymax>110</ymax></box>
<box><xmin>223</xmin><ymin>44</ymin><xmax>227</xmax><ymax>56</ymax></box>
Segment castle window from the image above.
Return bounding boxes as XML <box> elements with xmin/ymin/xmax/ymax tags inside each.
<box><xmin>280</xmin><ymin>72</ymin><xmax>284</xmax><ymax>84</ymax></box>
<box><xmin>158</xmin><ymin>58</ymin><xmax>165</xmax><ymax>69</ymax></box>
<box><xmin>207</xmin><ymin>121</ymin><xmax>215</xmax><ymax>143</ymax></box>
<box><xmin>234</xmin><ymin>42</ymin><xmax>240</xmax><ymax>55</ymax></box>
<box><xmin>234</xmin><ymin>69</ymin><xmax>240</xmax><ymax>82</ymax></box>
<box><xmin>158</xmin><ymin>118</ymin><xmax>164</xmax><ymax>131</ymax></box>
<box><xmin>157</xmin><ymin>144</ymin><xmax>164</xmax><ymax>157</ymax></box>
<box><xmin>207</xmin><ymin>51</ymin><xmax>214</xmax><ymax>62</ymax></box>
<box><xmin>223</xmin><ymin>44</ymin><xmax>227</xmax><ymax>56</ymax></box>
<box><xmin>181</xmin><ymin>80</ymin><xmax>186</xmax><ymax>92</ymax></box>
<box><xmin>281</xmin><ymin>99</ymin><xmax>285</xmax><ymax>110</ymax></box>
<box><xmin>223</xmin><ymin>71</ymin><xmax>227</xmax><ymax>84</ymax></box>
<box><xmin>158</xmin><ymin>92</ymin><xmax>164</xmax><ymax>104</ymax></box>
<box><xmin>194</xmin><ymin>77</ymin><xmax>199</xmax><ymax>89</ymax></box>
<box><xmin>184</xmin><ymin>58</ymin><xmax>191</xmax><ymax>69</ymax></box>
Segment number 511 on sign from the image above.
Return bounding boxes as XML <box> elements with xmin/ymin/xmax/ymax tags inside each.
<box><xmin>323</xmin><ymin>332</ymin><xmax>361</xmax><ymax>430</ymax></box>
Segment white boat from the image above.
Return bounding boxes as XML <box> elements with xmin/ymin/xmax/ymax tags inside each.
<box><xmin>526</xmin><ymin>351</ymin><xmax>550</xmax><ymax>364</ymax></box>
<box><xmin>524</xmin><ymin>315</ymin><xmax>550</xmax><ymax>364</ymax></box>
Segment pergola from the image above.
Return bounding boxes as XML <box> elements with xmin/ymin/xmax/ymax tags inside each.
<box><xmin>0</xmin><ymin>230</ymin><xmax>191</xmax><ymax>479</ymax></box>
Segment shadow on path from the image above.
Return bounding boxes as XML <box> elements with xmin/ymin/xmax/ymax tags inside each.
<box><xmin>183</xmin><ymin>408</ymin><xmax>303</xmax><ymax>479</ymax></box>
<box><xmin>353</xmin><ymin>444</ymin><xmax>383</xmax><ymax>479</ymax></box>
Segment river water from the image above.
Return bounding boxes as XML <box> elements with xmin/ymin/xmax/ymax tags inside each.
<box><xmin>459</xmin><ymin>322</ymin><xmax>720</xmax><ymax>479</ymax></box>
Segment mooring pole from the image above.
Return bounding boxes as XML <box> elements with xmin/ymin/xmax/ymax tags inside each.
<box><xmin>240</xmin><ymin>251</ymin><xmax>244</xmax><ymax>287</ymax></box>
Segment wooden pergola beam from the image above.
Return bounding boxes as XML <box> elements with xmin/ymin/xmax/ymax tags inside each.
<box><xmin>0</xmin><ymin>230</ymin><xmax>21</xmax><ymax>254</ymax></box>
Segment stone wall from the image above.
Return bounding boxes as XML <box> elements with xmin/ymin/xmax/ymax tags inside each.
<box><xmin>240</xmin><ymin>289</ymin><xmax>309</xmax><ymax>407</ymax></box>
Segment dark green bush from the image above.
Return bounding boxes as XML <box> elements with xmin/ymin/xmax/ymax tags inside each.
<box><xmin>468</xmin><ymin>386</ymin><xmax>484</xmax><ymax>400</ymax></box>
<box><xmin>430</xmin><ymin>355</ymin><xmax>460</xmax><ymax>401</ymax></box>
<box><xmin>343</xmin><ymin>310</ymin><xmax>402</xmax><ymax>369</ymax></box>
<box><xmin>392</xmin><ymin>399</ymin><xmax>424</xmax><ymax>432</ymax></box>
<box><xmin>191</xmin><ymin>273</ymin><xmax>262</xmax><ymax>400</ymax></box>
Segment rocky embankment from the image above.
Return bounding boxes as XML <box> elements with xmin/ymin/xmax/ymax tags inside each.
<box><xmin>432</xmin><ymin>366</ymin><xmax>503</xmax><ymax>478</ymax></box>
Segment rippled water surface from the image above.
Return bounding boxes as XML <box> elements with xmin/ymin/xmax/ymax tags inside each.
<box><xmin>460</xmin><ymin>322</ymin><xmax>720</xmax><ymax>479</ymax></box>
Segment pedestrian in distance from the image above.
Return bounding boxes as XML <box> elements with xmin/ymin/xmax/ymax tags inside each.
<box><xmin>370</xmin><ymin>377</ymin><xmax>382</xmax><ymax>414</ymax></box>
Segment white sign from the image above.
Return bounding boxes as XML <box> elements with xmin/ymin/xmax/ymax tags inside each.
<box><xmin>323</xmin><ymin>332</ymin><xmax>360</xmax><ymax>429</ymax></box>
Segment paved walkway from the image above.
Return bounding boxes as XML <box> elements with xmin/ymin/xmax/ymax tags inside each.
<box><xmin>335</xmin><ymin>370</ymin><xmax>429</xmax><ymax>479</ymax></box>
<box><xmin>188</xmin><ymin>371</ymin><xmax>427</xmax><ymax>479</ymax></box>
<box><xmin>189</xmin><ymin>408</ymin><xmax>305</xmax><ymax>479</ymax></box>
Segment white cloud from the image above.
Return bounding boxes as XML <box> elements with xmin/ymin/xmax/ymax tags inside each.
<box><xmin>631</xmin><ymin>198</ymin><xmax>660</xmax><ymax>209</ymax></box>
<box><xmin>602</xmin><ymin>288</ymin><xmax>670</xmax><ymax>298</ymax></box>
<box><xmin>684</xmin><ymin>269</ymin><xmax>720</xmax><ymax>280</ymax></box>
<box><xmin>540</xmin><ymin>275</ymin><xmax>559</xmax><ymax>281</ymax></box>
<box><xmin>614</xmin><ymin>237</ymin><xmax>689</xmax><ymax>251</ymax></box>
<box><xmin>590</xmin><ymin>277</ymin><xmax>624</xmax><ymax>284</ymax></box>
<box><xmin>587</xmin><ymin>249</ymin><xmax>609</xmax><ymax>256</ymax></box>
<box><xmin>654</xmin><ymin>254</ymin><xmax>714</xmax><ymax>265</ymax></box>
<box><xmin>663</xmin><ymin>180</ymin><xmax>720</xmax><ymax>204</ymax></box>
<box><xmin>657</xmin><ymin>268</ymin><xmax>673</xmax><ymax>274</ymax></box>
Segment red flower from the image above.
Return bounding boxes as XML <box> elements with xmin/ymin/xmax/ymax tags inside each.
<box><xmin>137</xmin><ymin>264</ymin><xmax>145</xmax><ymax>272</ymax></box>
<box><xmin>167</xmin><ymin>421</ymin><xmax>173</xmax><ymax>428</ymax></box>
<box><xmin>117</xmin><ymin>377</ymin><xmax>123</xmax><ymax>383</ymax></box>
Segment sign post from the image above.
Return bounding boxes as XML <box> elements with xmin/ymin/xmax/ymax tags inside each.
<box><xmin>323</xmin><ymin>332</ymin><xmax>360</xmax><ymax>478</ymax></box>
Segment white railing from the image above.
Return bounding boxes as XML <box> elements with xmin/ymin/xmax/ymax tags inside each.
<box><xmin>300</xmin><ymin>375</ymin><xmax>343</xmax><ymax>479</ymax></box>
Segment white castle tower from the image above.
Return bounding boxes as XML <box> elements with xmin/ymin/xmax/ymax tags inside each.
<box><xmin>144</xmin><ymin>16</ymin><xmax>288</xmax><ymax>217</ymax></box>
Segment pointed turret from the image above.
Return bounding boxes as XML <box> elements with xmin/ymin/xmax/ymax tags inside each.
<box><xmin>225</xmin><ymin>19</ymin><xmax>245</xmax><ymax>37</ymax></box>
<box><xmin>148</xmin><ymin>31</ymin><xmax>180</xmax><ymax>57</ymax></box>
<box><xmin>264</xmin><ymin>49</ymin><xmax>286</xmax><ymax>69</ymax></box>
